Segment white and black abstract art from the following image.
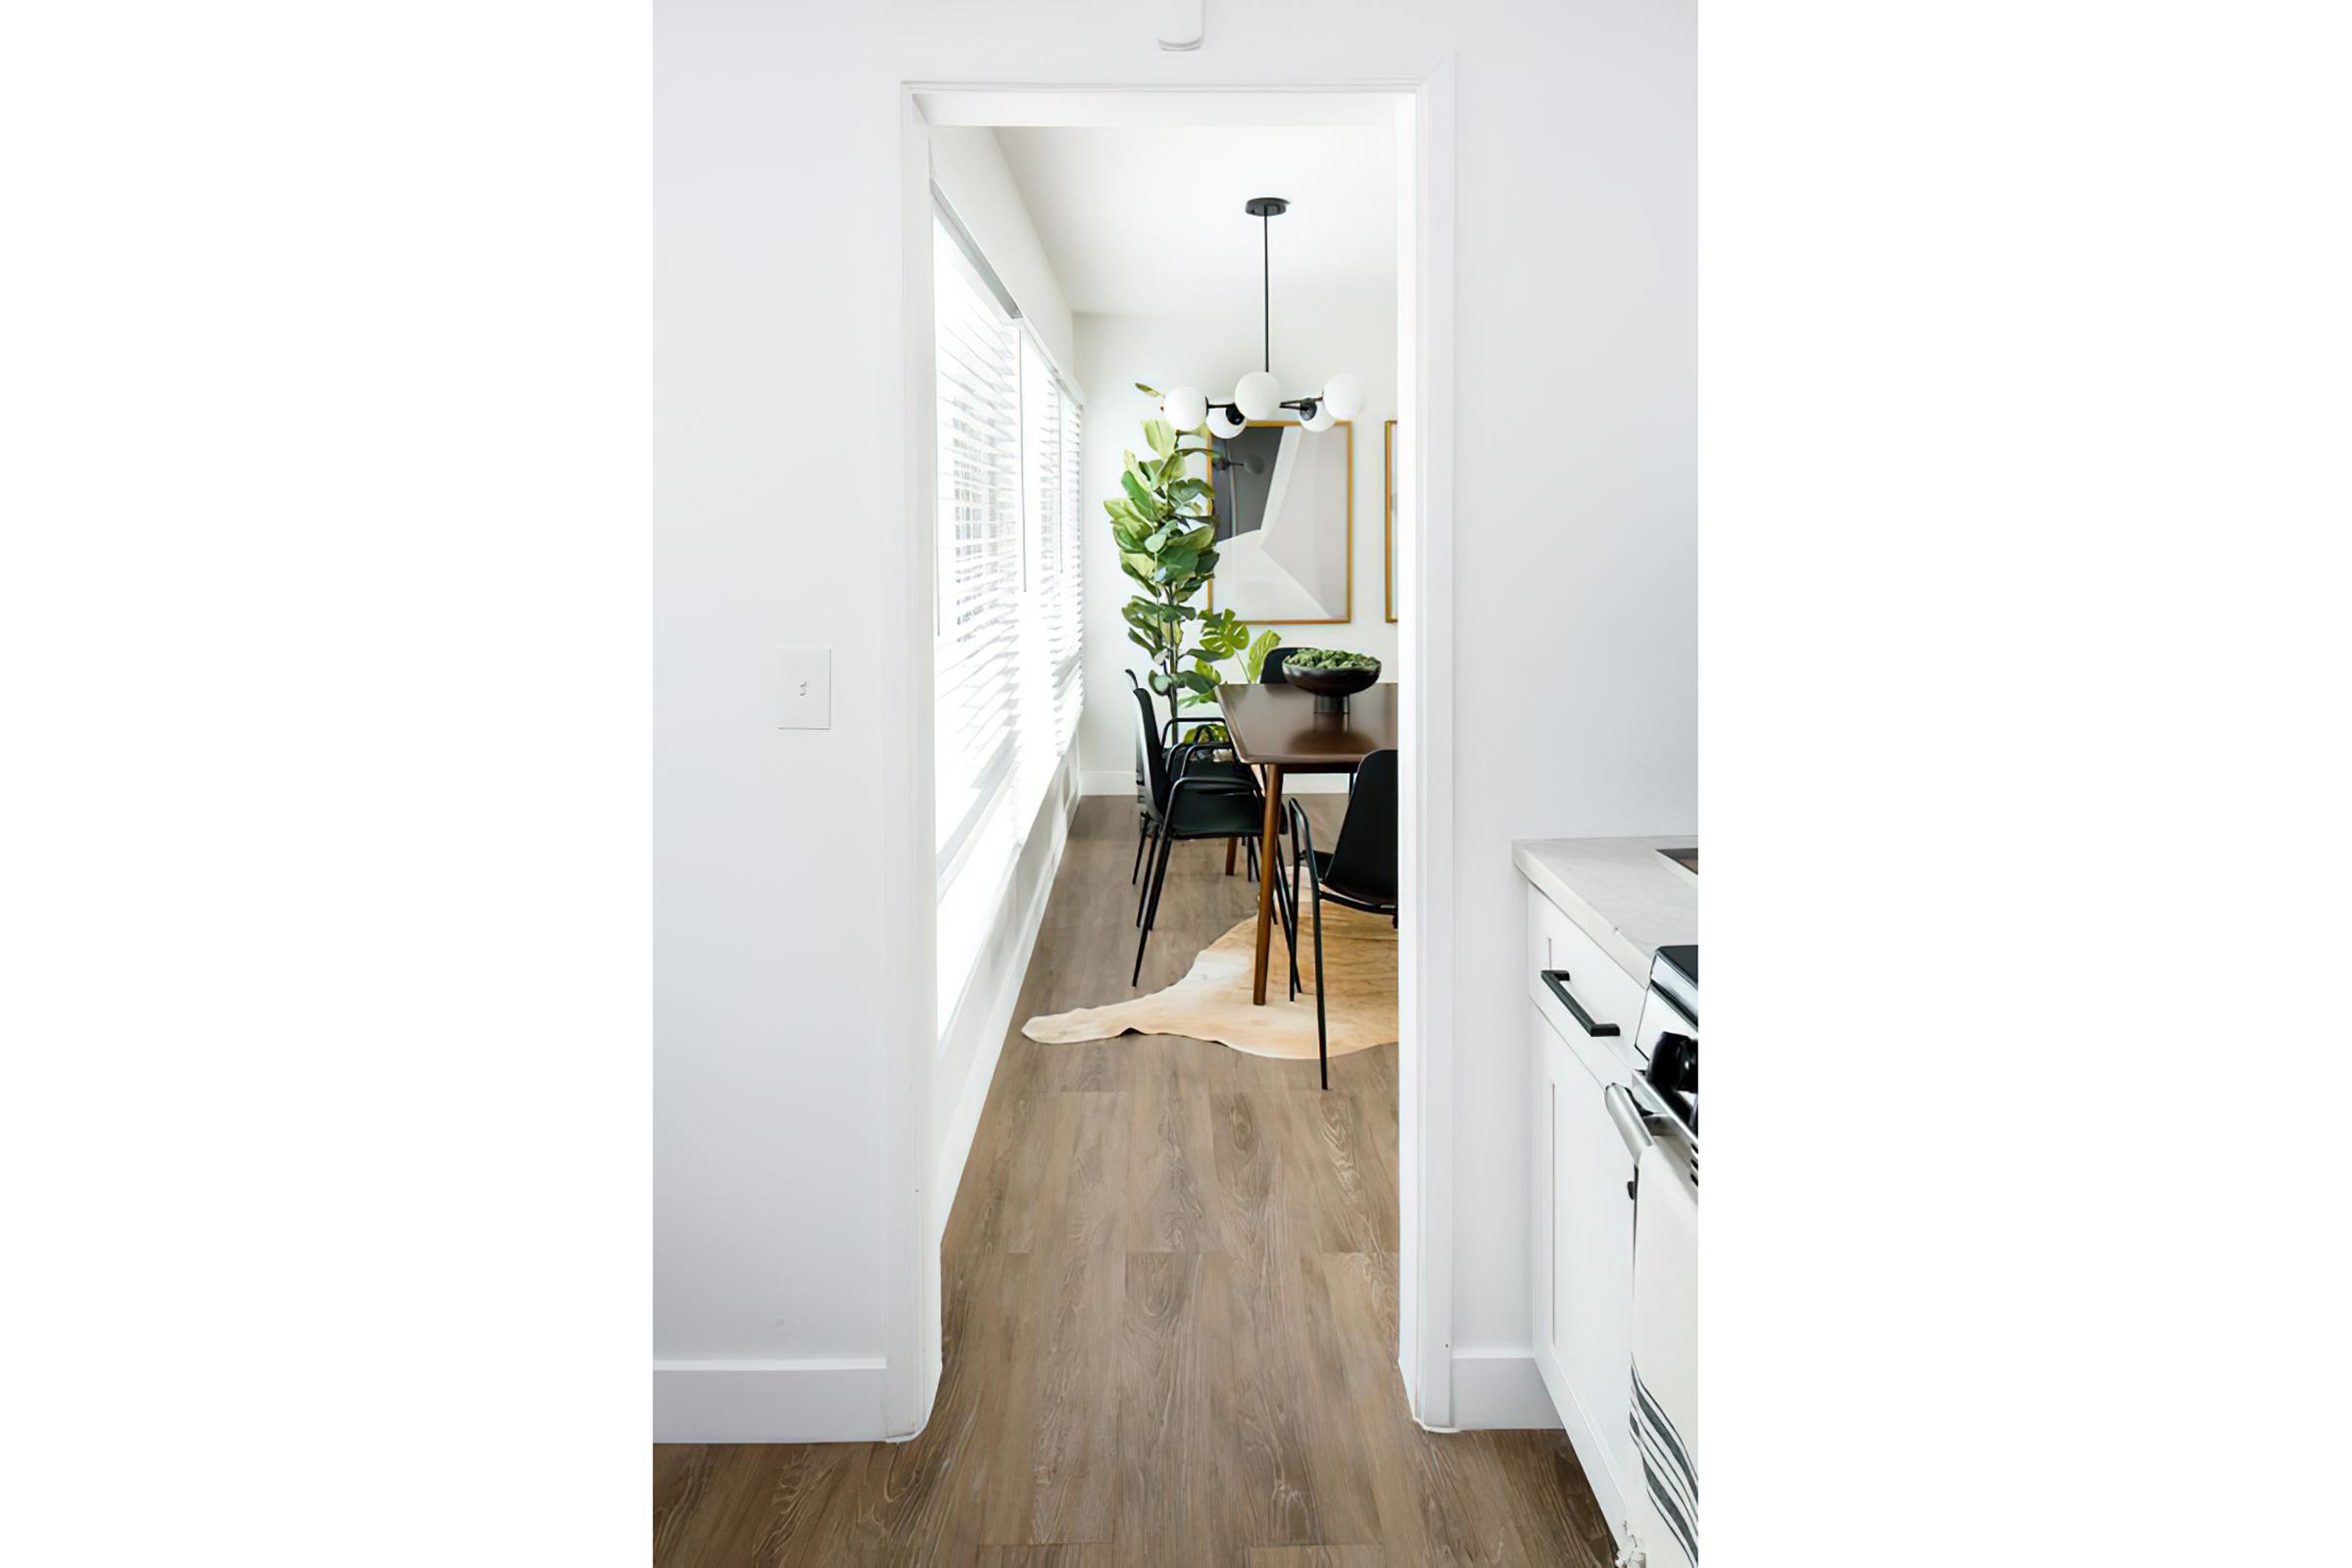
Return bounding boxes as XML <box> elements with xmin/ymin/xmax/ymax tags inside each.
<box><xmin>1206</xmin><ymin>419</ymin><xmax>1352</xmax><ymax>624</ymax></box>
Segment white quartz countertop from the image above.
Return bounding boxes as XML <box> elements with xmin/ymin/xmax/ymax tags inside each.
<box><xmin>1512</xmin><ymin>836</ymin><xmax>1698</xmax><ymax>983</ymax></box>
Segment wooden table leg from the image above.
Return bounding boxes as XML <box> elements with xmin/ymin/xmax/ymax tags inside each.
<box><xmin>1252</xmin><ymin>763</ymin><xmax>1284</xmax><ymax>1005</ymax></box>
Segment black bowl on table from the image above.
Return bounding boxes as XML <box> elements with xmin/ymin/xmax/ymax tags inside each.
<box><xmin>1285</xmin><ymin>660</ymin><xmax>1381</xmax><ymax>714</ymax></box>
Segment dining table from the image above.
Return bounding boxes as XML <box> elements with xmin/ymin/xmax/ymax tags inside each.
<box><xmin>1215</xmin><ymin>682</ymin><xmax>1401</xmax><ymax>1005</ymax></box>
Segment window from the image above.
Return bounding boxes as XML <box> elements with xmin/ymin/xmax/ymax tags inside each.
<box><xmin>932</xmin><ymin>203</ymin><xmax>1084</xmax><ymax>1022</ymax></box>
<box><xmin>1022</xmin><ymin>333</ymin><xmax>1086</xmax><ymax>803</ymax></box>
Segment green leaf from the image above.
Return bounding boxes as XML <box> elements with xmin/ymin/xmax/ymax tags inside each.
<box><xmin>1157</xmin><ymin>547</ymin><xmax>1200</xmax><ymax>582</ymax></box>
<box><xmin>1242</xmin><ymin>627</ymin><xmax>1282</xmax><ymax>681</ymax></box>
<box><xmin>1167</xmin><ymin>477</ymin><xmax>1212</xmax><ymax>505</ymax></box>
<box><xmin>1144</xmin><ymin>418</ymin><xmax>1175</xmax><ymax>460</ymax></box>
<box><xmin>1120</xmin><ymin>469</ymin><xmax>1159</xmax><ymax>516</ymax></box>
<box><xmin>1121</xmin><ymin>599</ymin><xmax>1177</xmax><ymax>629</ymax></box>
<box><xmin>1176</xmin><ymin>523</ymin><xmax>1216</xmax><ymax>554</ymax></box>
<box><xmin>1133</xmin><ymin>381</ymin><xmax>1162</xmax><ymax>398</ymax></box>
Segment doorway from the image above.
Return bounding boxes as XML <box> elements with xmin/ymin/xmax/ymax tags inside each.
<box><xmin>885</xmin><ymin>77</ymin><xmax>1463</xmax><ymax>1447</ymax></box>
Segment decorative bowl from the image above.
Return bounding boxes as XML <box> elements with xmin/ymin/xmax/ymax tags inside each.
<box><xmin>1285</xmin><ymin>660</ymin><xmax>1381</xmax><ymax>714</ymax></box>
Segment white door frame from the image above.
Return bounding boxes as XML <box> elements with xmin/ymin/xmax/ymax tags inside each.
<box><xmin>884</xmin><ymin>63</ymin><xmax>1460</xmax><ymax>1437</ymax></box>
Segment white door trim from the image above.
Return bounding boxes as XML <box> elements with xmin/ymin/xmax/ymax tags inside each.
<box><xmin>1396</xmin><ymin>56</ymin><xmax>1457</xmax><ymax>1429</ymax></box>
<box><xmin>889</xmin><ymin>65</ymin><xmax>1459</xmax><ymax>1437</ymax></box>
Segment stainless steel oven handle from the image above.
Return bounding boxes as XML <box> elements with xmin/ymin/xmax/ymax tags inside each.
<box><xmin>1604</xmin><ymin>1083</ymin><xmax>1654</xmax><ymax>1159</ymax></box>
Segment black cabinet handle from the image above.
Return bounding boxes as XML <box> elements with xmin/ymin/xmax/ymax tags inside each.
<box><xmin>1540</xmin><ymin>970</ymin><xmax>1620</xmax><ymax>1037</ymax></box>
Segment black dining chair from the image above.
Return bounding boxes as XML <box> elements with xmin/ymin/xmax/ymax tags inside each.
<box><xmin>1128</xmin><ymin>673</ymin><xmax>1254</xmax><ymax>891</ymax></box>
<box><xmin>1131</xmin><ymin>686</ymin><xmax>1283</xmax><ymax>985</ymax></box>
<box><xmin>1124</xmin><ymin>670</ymin><xmax>1155</xmax><ymax>883</ymax></box>
<box><xmin>1259</xmin><ymin>647</ymin><xmax>1297</xmax><ymax>684</ymax></box>
<box><xmin>1281</xmin><ymin>749</ymin><xmax>1398</xmax><ymax>1089</ymax></box>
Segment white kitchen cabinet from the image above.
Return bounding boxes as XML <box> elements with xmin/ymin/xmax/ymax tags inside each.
<box><xmin>1531</xmin><ymin>999</ymin><xmax>1637</xmax><ymax>1541</ymax></box>
<box><xmin>1515</xmin><ymin>837</ymin><xmax>1697</xmax><ymax>1557</ymax></box>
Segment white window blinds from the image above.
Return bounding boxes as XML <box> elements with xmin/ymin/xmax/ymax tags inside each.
<box><xmin>933</xmin><ymin>217</ymin><xmax>1023</xmax><ymax>883</ymax></box>
<box><xmin>1022</xmin><ymin>335</ymin><xmax>1086</xmax><ymax>777</ymax></box>
<box><xmin>932</xmin><ymin>204</ymin><xmax>1086</xmax><ymax>1019</ymax></box>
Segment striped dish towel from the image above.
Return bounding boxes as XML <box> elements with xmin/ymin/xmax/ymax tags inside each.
<box><xmin>1627</xmin><ymin>1140</ymin><xmax>1698</xmax><ymax>1567</ymax></box>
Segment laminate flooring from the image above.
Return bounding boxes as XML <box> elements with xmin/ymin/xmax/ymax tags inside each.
<box><xmin>654</xmin><ymin>797</ymin><xmax>1617</xmax><ymax>1566</ymax></box>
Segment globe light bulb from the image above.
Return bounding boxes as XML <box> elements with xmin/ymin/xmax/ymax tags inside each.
<box><xmin>1206</xmin><ymin>406</ymin><xmax>1247</xmax><ymax>438</ymax></box>
<box><xmin>1162</xmin><ymin>385</ymin><xmax>1207</xmax><ymax>430</ymax></box>
<box><xmin>1301</xmin><ymin>402</ymin><xmax>1337</xmax><ymax>432</ymax></box>
<box><xmin>1320</xmin><ymin>371</ymin><xmax>1364</xmax><ymax>420</ymax></box>
<box><xmin>1234</xmin><ymin>369</ymin><xmax>1282</xmax><ymax>421</ymax></box>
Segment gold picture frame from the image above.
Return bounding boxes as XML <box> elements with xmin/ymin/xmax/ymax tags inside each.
<box><xmin>1384</xmin><ymin>418</ymin><xmax>1397</xmax><ymax>623</ymax></box>
<box><xmin>1203</xmin><ymin>418</ymin><xmax>1353</xmax><ymax>625</ymax></box>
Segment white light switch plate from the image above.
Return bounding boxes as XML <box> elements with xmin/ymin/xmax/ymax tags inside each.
<box><xmin>778</xmin><ymin>648</ymin><xmax>830</xmax><ymax>729</ymax></box>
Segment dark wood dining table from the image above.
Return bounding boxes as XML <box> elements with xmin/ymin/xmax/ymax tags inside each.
<box><xmin>1216</xmin><ymin>683</ymin><xmax>1400</xmax><ymax>1005</ymax></box>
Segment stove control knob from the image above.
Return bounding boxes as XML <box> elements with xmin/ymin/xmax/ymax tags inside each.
<box><xmin>1648</xmin><ymin>1032</ymin><xmax>1698</xmax><ymax>1095</ymax></box>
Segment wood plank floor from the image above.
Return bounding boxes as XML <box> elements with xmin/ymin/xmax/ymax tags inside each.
<box><xmin>654</xmin><ymin>797</ymin><xmax>1617</xmax><ymax>1567</ymax></box>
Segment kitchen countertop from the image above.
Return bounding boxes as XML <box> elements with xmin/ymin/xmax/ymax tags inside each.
<box><xmin>1512</xmin><ymin>836</ymin><xmax>1699</xmax><ymax>983</ymax></box>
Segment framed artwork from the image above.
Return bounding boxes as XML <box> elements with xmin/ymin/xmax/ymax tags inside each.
<box><xmin>1384</xmin><ymin>418</ymin><xmax>1397</xmax><ymax>623</ymax></box>
<box><xmin>1204</xmin><ymin>418</ymin><xmax>1352</xmax><ymax>625</ymax></box>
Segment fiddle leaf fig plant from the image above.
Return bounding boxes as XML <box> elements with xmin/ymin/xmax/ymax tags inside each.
<box><xmin>1112</xmin><ymin>389</ymin><xmax>1282</xmax><ymax>739</ymax></box>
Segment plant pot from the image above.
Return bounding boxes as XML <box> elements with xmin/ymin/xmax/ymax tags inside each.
<box><xmin>1286</xmin><ymin>662</ymin><xmax>1381</xmax><ymax>714</ymax></box>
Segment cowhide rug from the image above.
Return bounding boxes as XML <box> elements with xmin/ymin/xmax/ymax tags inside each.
<box><xmin>1022</xmin><ymin>898</ymin><xmax>1396</xmax><ymax>1061</ymax></box>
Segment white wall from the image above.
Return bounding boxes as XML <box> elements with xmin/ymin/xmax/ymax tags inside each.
<box><xmin>655</xmin><ymin>15</ymin><xmax>1081</xmax><ymax>1437</ymax></box>
<box><xmin>655</xmin><ymin>0</ymin><xmax>1691</xmax><ymax>1440</ymax></box>
<box><xmin>929</xmin><ymin>127</ymin><xmax>1076</xmax><ymax>374</ymax></box>
<box><xmin>1444</xmin><ymin>0</ymin><xmax>1695</xmax><ymax>1380</ymax></box>
<box><xmin>1074</xmin><ymin>293</ymin><xmax>1398</xmax><ymax>792</ymax></box>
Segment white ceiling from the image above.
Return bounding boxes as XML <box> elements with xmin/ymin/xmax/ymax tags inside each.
<box><xmin>992</xmin><ymin>125</ymin><xmax>1396</xmax><ymax>319</ymax></box>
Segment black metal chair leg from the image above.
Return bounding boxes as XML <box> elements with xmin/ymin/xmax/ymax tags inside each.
<box><xmin>1310</xmin><ymin>891</ymin><xmax>1329</xmax><ymax>1090</ymax></box>
<box><xmin>1132</xmin><ymin>819</ymin><xmax>1150</xmax><ymax>885</ymax></box>
<box><xmin>1279</xmin><ymin>856</ymin><xmax>1300</xmax><ymax>1002</ymax></box>
<box><xmin>1135</xmin><ymin>824</ymin><xmax>1159</xmax><ymax>925</ymax></box>
<box><xmin>1133</xmin><ymin>828</ymin><xmax>1177</xmax><ymax>986</ymax></box>
<box><xmin>1279</xmin><ymin>817</ymin><xmax>1302</xmax><ymax>1000</ymax></box>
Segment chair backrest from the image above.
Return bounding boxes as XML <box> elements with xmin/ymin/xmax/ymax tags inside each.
<box><xmin>1325</xmin><ymin>749</ymin><xmax>1399</xmax><ymax>906</ymax></box>
<box><xmin>1260</xmin><ymin>647</ymin><xmax>1296</xmax><ymax>685</ymax></box>
<box><xmin>1126</xmin><ymin>671</ymin><xmax>1150</xmax><ymax>803</ymax></box>
<box><xmin>1130</xmin><ymin>685</ymin><xmax>1172</xmax><ymax>814</ymax></box>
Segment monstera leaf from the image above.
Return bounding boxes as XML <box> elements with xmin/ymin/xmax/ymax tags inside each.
<box><xmin>1242</xmin><ymin>628</ymin><xmax>1282</xmax><ymax>680</ymax></box>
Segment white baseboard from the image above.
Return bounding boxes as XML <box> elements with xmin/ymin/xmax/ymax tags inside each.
<box><xmin>653</xmin><ymin>1358</ymin><xmax>889</xmax><ymax>1442</ymax></box>
<box><xmin>1449</xmin><ymin>1349</ymin><xmax>1564</xmax><ymax>1431</ymax></box>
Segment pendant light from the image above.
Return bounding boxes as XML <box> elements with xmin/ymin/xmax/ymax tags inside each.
<box><xmin>1159</xmin><ymin>197</ymin><xmax>1361</xmax><ymax>435</ymax></box>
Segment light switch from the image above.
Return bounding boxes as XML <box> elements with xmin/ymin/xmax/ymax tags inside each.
<box><xmin>778</xmin><ymin>648</ymin><xmax>830</xmax><ymax>729</ymax></box>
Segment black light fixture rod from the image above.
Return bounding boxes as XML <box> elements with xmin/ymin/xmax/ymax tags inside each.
<box><xmin>1243</xmin><ymin>196</ymin><xmax>1290</xmax><ymax>375</ymax></box>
